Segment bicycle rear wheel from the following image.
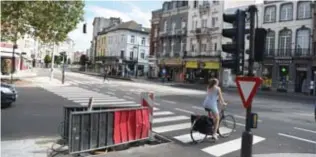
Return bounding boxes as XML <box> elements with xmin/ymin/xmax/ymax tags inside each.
<box><xmin>190</xmin><ymin>119</ymin><xmax>208</xmax><ymax>143</ymax></box>
<box><xmin>218</xmin><ymin>115</ymin><xmax>236</xmax><ymax>138</ymax></box>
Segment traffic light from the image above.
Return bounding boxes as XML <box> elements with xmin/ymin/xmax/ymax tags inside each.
<box><xmin>83</xmin><ymin>23</ymin><xmax>87</xmax><ymax>34</ymax></box>
<box><xmin>254</xmin><ymin>28</ymin><xmax>267</xmax><ymax>62</ymax></box>
<box><xmin>221</xmin><ymin>9</ymin><xmax>246</xmax><ymax>75</ymax></box>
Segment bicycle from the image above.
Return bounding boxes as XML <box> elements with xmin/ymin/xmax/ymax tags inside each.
<box><xmin>190</xmin><ymin>105</ymin><xmax>236</xmax><ymax>143</ymax></box>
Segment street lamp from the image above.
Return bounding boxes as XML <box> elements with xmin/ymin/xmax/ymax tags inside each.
<box><xmin>133</xmin><ymin>45</ymin><xmax>139</xmax><ymax>78</ymax></box>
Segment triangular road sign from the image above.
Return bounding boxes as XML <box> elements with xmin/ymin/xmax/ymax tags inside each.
<box><xmin>235</xmin><ymin>76</ymin><xmax>262</xmax><ymax>108</ymax></box>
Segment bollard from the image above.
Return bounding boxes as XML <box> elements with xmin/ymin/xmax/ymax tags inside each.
<box><xmin>141</xmin><ymin>92</ymin><xmax>155</xmax><ymax>141</ymax></box>
<box><xmin>87</xmin><ymin>97</ymin><xmax>93</xmax><ymax>111</ymax></box>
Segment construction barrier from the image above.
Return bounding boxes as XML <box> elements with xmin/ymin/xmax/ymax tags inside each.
<box><xmin>66</xmin><ymin>92</ymin><xmax>154</xmax><ymax>154</ymax></box>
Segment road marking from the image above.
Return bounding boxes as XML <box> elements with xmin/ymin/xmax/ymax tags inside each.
<box><xmin>123</xmin><ymin>95</ymin><xmax>134</xmax><ymax>99</ymax></box>
<box><xmin>153</xmin><ymin>107</ymin><xmax>159</xmax><ymax>111</ymax></box>
<box><xmin>153</xmin><ymin>111</ymin><xmax>174</xmax><ymax>116</ymax></box>
<box><xmin>153</xmin><ymin>122</ymin><xmax>191</xmax><ymax>133</ymax></box>
<box><xmin>106</xmin><ymin>92</ymin><xmax>115</xmax><ymax>95</ymax></box>
<box><xmin>73</xmin><ymin>99</ymin><xmax>126</xmax><ymax>103</ymax></box>
<box><xmin>227</xmin><ymin>112</ymin><xmax>262</xmax><ymax>123</ymax></box>
<box><xmin>153</xmin><ymin>115</ymin><xmax>189</xmax><ymax>124</ymax></box>
<box><xmin>278</xmin><ymin>133</ymin><xmax>316</xmax><ymax>144</ymax></box>
<box><xmin>201</xmin><ymin>135</ymin><xmax>266</xmax><ymax>157</ymax></box>
<box><xmin>80</xmin><ymin>101</ymin><xmax>135</xmax><ymax>105</ymax></box>
<box><xmin>155</xmin><ymin>103</ymin><xmax>161</xmax><ymax>106</ymax></box>
<box><xmin>294</xmin><ymin>127</ymin><xmax>316</xmax><ymax>134</ymax></box>
<box><xmin>173</xmin><ymin>133</ymin><xmax>207</xmax><ymax>143</ymax></box>
<box><xmin>108</xmin><ymin>88</ymin><xmax>116</xmax><ymax>92</ymax></box>
<box><xmin>162</xmin><ymin>100</ymin><xmax>176</xmax><ymax>104</ymax></box>
<box><xmin>175</xmin><ymin>108</ymin><xmax>195</xmax><ymax>114</ymax></box>
<box><xmin>66</xmin><ymin>97</ymin><xmax>115</xmax><ymax>100</ymax></box>
<box><xmin>192</xmin><ymin>106</ymin><xmax>204</xmax><ymax>110</ymax></box>
<box><xmin>294</xmin><ymin>113</ymin><xmax>314</xmax><ymax>117</ymax></box>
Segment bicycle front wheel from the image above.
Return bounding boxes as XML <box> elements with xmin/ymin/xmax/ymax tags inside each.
<box><xmin>218</xmin><ymin>115</ymin><xmax>236</xmax><ymax>138</ymax></box>
<box><xmin>190</xmin><ymin>119</ymin><xmax>207</xmax><ymax>144</ymax></box>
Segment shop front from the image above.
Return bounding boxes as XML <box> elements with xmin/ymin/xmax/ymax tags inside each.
<box><xmin>184</xmin><ymin>60</ymin><xmax>220</xmax><ymax>84</ymax></box>
<box><xmin>158</xmin><ymin>58</ymin><xmax>183</xmax><ymax>82</ymax></box>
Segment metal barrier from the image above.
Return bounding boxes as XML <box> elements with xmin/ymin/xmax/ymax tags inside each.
<box><xmin>68</xmin><ymin>107</ymin><xmax>150</xmax><ymax>154</ymax></box>
<box><xmin>63</xmin><ymin>92</ymin><xmax>154</xmax><ymax>154</ymax></box>
<box><xmin>62</xmin><ymin>103</ymin><xmax>141</xmax><ymax>142</ymax></box>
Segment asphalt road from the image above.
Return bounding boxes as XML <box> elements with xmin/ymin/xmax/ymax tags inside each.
<box><xmin>2</xmin><ymin>68</ymin><xmax>315</xmax><ymax>157</ymax></box>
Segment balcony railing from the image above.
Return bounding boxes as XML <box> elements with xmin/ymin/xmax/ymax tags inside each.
<box><xmin>184</xmin><ymin>51</ymin><xmax>220</xmax><ymax>58</ymax></box>
<box><xmin>264</xmin><ymin>48</ymin><xmax>313</xmax><ymax>57</ymax></box>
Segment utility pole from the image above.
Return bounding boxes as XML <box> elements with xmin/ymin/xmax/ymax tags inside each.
<box><xmin>61</xmin><ymin>52</ymin><xmax>66</xmax><ymax>84</ymax></box>
<box><xmin>50</xmin><ymin>43</ymin><xmax>55</xmax><ymax>81</ymax></box>
<box><xmin>240</xmin><ymin>5</ymin><xmax>257</xmax><ymax>157</ymax></box>
<box><xmin>11</xmin><ymin>35</ymin><xmax>18</xmax><ymax>84</ymax></box>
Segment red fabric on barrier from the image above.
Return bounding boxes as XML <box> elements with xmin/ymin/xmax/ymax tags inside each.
<box><xmin>120</xmin><ymin>111</ymin><xmax>128</xmax><ymax>142</ymax></box>
<box><xmin>113</xmin><ymin>111</ymin><xmax>121</xmax><ymax>144</ymax></box>
<box><xmin>135</xmin><ymin>109</ymin><xmax>143</xmax><ymax>140</ymax></box>
<box><xmin>127</xmin><ymin>110</ymin><xmax>136</xmax><ymax>141</ymax></box>
<box><xmin>141</xmin><ymin>108</ymin><xmax>149</xmax><ymax>138</ymax></box>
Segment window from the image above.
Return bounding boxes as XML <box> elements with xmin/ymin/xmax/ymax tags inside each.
<box><xmin>195</xmin><ymin>20</ymin><xmax>198</xmax><ymax>29</ymax></box>
<box><xmin>214</xmin><ymin>43</ymin><xmax>217</xmax><ymax>51</ymax></box>
<box><xmin>140</xmin><ymin>50</ymin><xmax>145</xmax><ymax>59</ymax></box>
<box><xmin>172</xmin><ymin>22</ymin><xmax>176</xmax><ymax>32</ymax></box>
<box><xmin>278</xmin><ymin>29</ymin><xmax>292</xmax><ymax>56</ymax></box>
<box><xmin>164</xmin><ymin>20</ymin><xmax>167</xmax><ymax>32</ymax></box>
<box><xmin>202</xmin><ymin>19</ymin><xmax>207</xmax><ymax>28</ymax></box>
<box><xmin>141</xmin><ymin>37</ymin><xmax>145</xmax><ymax>45</ymax></box>
<box><xmin>121</xmin><ymin>35</ymin><xmax>125</xmax><ymax>41</ymax></box>
<box><xmin>194</xmin><ymin>1</ymin><xmax>198</xmax><ymax>8</ymax></box>
<box><xmin>130</xmin><ymin>51</ymin><xmax>134</xmax><ymax>59</ymax></box>
<box><xmin>181</xmin><ymin>19</ymin><xmax>186</xmax><ymax>29</ymax></box>
<box><xmin>212</xmin><ymin>17</ymin><xmax>217</xmax><ymax>27</ymax></box>
<box><xmin>213</xmin><ymin>0</ymin><xmax>219</xmax><ymax>5</ymax></box>
<box><xmin>280</xmin><ymin>3</ymin><xmax>293</xmax><ymax>21</ymax></box>
<box><xmin>296</xmin><ymin>28</ymin><xmax>311</xmax><ymax>55</ymax></box>
<box><xmin>130</xmin><ymin>35</ymin><xmax>135</xmax><ymax>43</ymax></box>
<box><xmin>201</xmin><ymin>44</ymin><xmax>207</xmax><ymax>51</ymax></box>
<box><xmin>265</xmin><ymin>31</ymin><xmax>275</xmax><ymax>55</ymax></box>
<box><xmin>192</xmin><ymin>17</ymin><xmax>195</xmax><ymax>29</ymax></box>
<box><xmin>297</xmin><ymin>1</ymin><xmax>311</xmax><ymax>19</ymax></box>
<box><xmin>264</xmin><ymin>6</ymin><xmax>276</xmax><ymax>23</ymax></box>
<box><xmin>191</xmin><ymin>44</ymin><xmax>195</xmax><ymax>52</ymax></box>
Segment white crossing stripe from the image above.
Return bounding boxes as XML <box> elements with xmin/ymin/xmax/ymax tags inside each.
<box><xmin>73</xmin><ymin>99</ymin><xmax>125</xmax><ymax>103</ymax></box>
<box><xmin>201</xmin><ymin>135</ymin><xmax>266</xmax><ymax>157</ymax></box>
<box><xmin>175</xmin><ymin>108</ymin><xmax>195</xmax><ymax>114</ymax></box>
<box><xmin>155</xmin><ymin>103</ymin><xmax>161</xmax><ymax>106</ymax></box>
<box><xmin>294</xmin><ymin>127</ymin><xmax>316</xmax><ymax>134</ymax></box>
<box><xmin>66</xmin><ymin>97</ymin><xmax>115</xmax><ymax>100</ymax></box>
<box><xmin>123</xmin><ymin>95</ymin><xmax>134</xmax><ymax>99</ymax></box>
<box><xmin>153</xmin><ymin>107</ymin><xmax>159</xmax><ymax>111</ymax></box>
<box><xmin>153</xmin><ymin>111</ymin><xmax>174</xmax><ymax>116</ymax></box>
<box><xmin>162</xmin><ymin>100</ymin><xmax>176</xmax><ymax>104</ymax></box>
<box><xmin>107</xmin><ymin>92</ymin><xmax>115</xmax><ymax>95</ymax></box>
<box><xmin>153</xmin><ymin>122</ymin><xmax>191</xmax><ymax>133</ymax></box>
<box><xmin>278</xmin><ymin>133</ymin><xmax>316</xmax><ymax>144</ymax></box>
<box><xmin>192</xmin><ymin>106</ymin><xmax>204</xmax><ymax>110</ymax></box>
<box><xmin>173</xmin><ymin>133</ymin><xmax>207</xmax><ymax>143</ymax></box>
<box><xmin>153</xmin><ymin>115</ymin><xmax>189</xmax><ymax>124</ymax></box>
<box><xmin>80</xmin><ymin>101</ymin><xmax>135</xmax><ymax>105</ymax></box>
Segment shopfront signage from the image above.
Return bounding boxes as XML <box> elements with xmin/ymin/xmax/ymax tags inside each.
<box><xmin>275</xmin><ymin>59</ymin><xmax>292</xmax><ymax>64</ymax></box>
<box><xmin>159</xmin><ymin>58</ymin><xmax>182</xmax><ymax>65</ymax></box>
<box><xmin>185</xmin><ymin>61</ymin><xmax>198</xmax><ymax>68</ymax></box>
<box><xmin>204</xmin><ymin>61</ymin><xmax>220</xmax><ymax>69</ymax></box>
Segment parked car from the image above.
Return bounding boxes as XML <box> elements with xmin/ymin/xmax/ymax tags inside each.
<box><xmin>1</xmin><ymin>83</ymin><xmax>18</xmax><ymax>108</ymax></box>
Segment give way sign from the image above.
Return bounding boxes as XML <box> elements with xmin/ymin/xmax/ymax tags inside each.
<box><xmin>235</xmin><ymin>76</ymin><xmax>263</xmax><ymax>108</ymax></box>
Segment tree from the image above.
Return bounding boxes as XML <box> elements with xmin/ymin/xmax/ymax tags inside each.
<box><xmin>1</xmin><ymin>1</ymin><xmax>84</xmax><ymax>44</ymax></box>
<box><xmin>79</xmin><ymin>54</ymin><xmax>88</xmax><ymax>66</ymax></box>
<box><xmin>54</xmin><ymin>55</ymin><xmax>61</xmax><ymax>65</ymax></box>
<box><xmin>44</xmin><ymin>55</ymin><xmax>51</xmax><ymax>68</ymax></box>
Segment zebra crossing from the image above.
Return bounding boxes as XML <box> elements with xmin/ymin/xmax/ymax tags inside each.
<box><xmin>40</xmin><ymin>86</ymin><xmax>139</xmax><ymax>107</ymax></box>
<box><xmin>151</xmin><ymin>106</ymin><xmax>266</xmax><ymax>157</ymax></box>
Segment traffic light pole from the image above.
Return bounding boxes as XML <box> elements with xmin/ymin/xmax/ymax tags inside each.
<box><xmin>241</xmin><ymin>5</ymin><xmax>257</xmax><ymax>157</ymax></box>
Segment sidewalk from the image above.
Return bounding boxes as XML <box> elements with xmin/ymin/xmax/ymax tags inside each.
<box><xmin>1</xmin><ymin>69</ymin><xmax>37</xmax><ymax>79</ymax></box>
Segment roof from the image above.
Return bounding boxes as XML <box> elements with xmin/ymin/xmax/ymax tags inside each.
<box><xmin>99</xmin><ymin>20</ymin><xmax>150</xmax><ymax>35</ymax></box>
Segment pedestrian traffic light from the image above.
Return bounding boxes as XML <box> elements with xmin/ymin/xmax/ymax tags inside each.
<box><xmin>221</xmin><ymin>9</ymin><xmax>246</xmax><ymax>75</ymax></box>
<box><xmin>254</xmin><ymin>28</ymin><xmax>267</xmax><ymax>62</ymax></box>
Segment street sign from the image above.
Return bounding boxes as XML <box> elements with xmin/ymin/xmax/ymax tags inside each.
<box><xmin>235</xmin><ymin>76</ymin><xmax>262</xmax><ymax>108</ymax></box>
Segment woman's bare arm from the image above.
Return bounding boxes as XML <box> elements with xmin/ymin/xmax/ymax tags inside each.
<box><xmin>217</xmin><ymin>87</ymin><xmax>226</xmax><ymax>105</ymax></box>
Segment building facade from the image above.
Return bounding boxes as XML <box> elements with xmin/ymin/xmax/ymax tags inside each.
<box><xmin>261</xmin><ymin>0</ymin><xmax>315</xmax><ymax>94</ymax></box>
<box><xmin>148</xmin><ymin>9</ymin><xmax>162</xmax><ymax>78</ymax></box>
<box><xmin>157</xmin><ymin>1</ymin><xmax>189</xmax><ymax>82</ymax></box>
<box><xmin>90</xmin><ymin>17</ymin><xmax>122</xmax><ymax>64</ymax></box>
<box><xmin>96</xmin><ymin>21</ymin><xmax>150</xmax><ymax>77</ymax></box>
<box><xmin>185</xmin><ymin>0</ymin><xmax>224</xmax><ymax>84</ymax></box>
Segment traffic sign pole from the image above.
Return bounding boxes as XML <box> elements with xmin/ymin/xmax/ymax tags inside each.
<box><xmin>241</xmin><ymin>5</ymin><xmax>257</xmax><ymax>157</ymax></box>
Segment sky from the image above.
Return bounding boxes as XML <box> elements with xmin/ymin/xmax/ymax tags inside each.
<box><xmin>68</xmin><ymin>0</ymin><xmax>264</xmax><ymax>52</ymax></box>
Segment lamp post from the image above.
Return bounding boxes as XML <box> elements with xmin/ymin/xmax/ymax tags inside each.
<box><xmin>133</xmin><ymin>45</ymin><xmax>139</xmax><ymax>78</ymax></box>
<box><xmin>60</xmin><ymin>51</ymin><xmax>66</xmax><ymax>84</ymax></box>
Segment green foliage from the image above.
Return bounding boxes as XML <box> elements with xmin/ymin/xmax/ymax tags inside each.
<box><xmin>54</xmin><ymin>55</ymin><xmax>61</xmax><ymax>65</ymax></box>
<box><xmin>44</xmin><ymin>55</ymin><xmax>51</xmax><ymax>64</ymax></box>
<box><xmin>1</xmin><ymin>1</ymin><xmax>85</xmax><ymax>43</ymax></box>
<box><xmin>79</xmin><ymin>54</ymin><xmax>88</xmax><ymax>66</ymax></box>
<box><xmin>1</xmin><ymin>59</ymin><xmax>12</xmax><ymax>74</ymax></box>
